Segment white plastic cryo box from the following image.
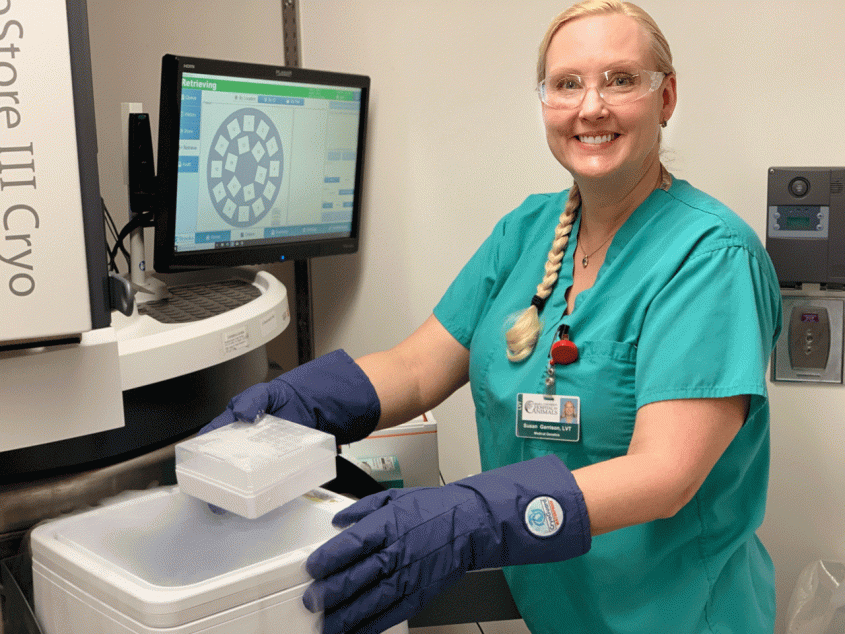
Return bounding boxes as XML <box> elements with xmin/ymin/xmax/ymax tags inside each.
<box><xmin>175</xmin><ymin>415</ymin><xmax>337</xmax><ymax>519</ymax></box>
<box><xmin>30</xmin><ymin>486</ymin><xmax>408</xmax><ymax>634</ymax></box>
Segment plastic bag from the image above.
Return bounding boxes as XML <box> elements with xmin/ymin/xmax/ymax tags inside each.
<box><xmin>787</xmin><ymin>560</ymin><xmax>845</xmax><ymax>633</ymax></box>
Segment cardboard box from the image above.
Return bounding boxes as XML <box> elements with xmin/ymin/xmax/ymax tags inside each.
<box><xmin>343</xmin><ymin>412</ymin><xmax>439</xmax><ymax>488</ymax></box>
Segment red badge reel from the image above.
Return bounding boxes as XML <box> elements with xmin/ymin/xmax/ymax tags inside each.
<box><xmin>551</xmin><ymin>325</ymin><xmax>578</xmax><ymax>365</ymax></box>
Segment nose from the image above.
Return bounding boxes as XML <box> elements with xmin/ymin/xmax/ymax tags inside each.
<box><xmin>578</xmin><ymin>86</ymin><xmax>607</xmax><ymax>119</ymax></box>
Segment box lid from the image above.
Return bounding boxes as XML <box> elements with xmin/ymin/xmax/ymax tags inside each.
<box><xmin>30</xmin><ymin>486</ymin><xmax>351</xmax><ymax>627</ymax></box>
<box><xmin>175</xmin><ymin>415</ymin><xmax>337</xmax><ymax>518</ymax></box>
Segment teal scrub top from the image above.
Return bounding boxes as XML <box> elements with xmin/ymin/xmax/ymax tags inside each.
<box><xmin>433</xmin><ymin>178</ymin><xmax>782</xmax><ymax>634</ymax></box>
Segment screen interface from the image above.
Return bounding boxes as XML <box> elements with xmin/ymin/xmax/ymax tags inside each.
<box><xmin>776</xmin><ymin>205</ymin><xmax>821</xmax><ymax>231</ymax></box>
<box><xmin>174</xmin><ymin>71</ymin><xmax>363</xmax><ymax>254</ymax></box>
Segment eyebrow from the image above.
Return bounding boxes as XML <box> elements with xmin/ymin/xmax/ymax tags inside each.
<box><xmin>547</xmin><ymin>60</ymin><xmax>645</xmax><ymax>76</ymax></box>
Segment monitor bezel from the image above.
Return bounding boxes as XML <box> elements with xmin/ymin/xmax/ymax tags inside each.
<box><xmin>154</xmin><ymin>54</ymin><xmax>370</xmax><ymax>272</ymax></box>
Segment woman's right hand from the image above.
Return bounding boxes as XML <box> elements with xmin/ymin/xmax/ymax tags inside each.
<box><xmin>197</xmin><ymin>349</ymin><xmax>381</xmax><ymax>445</ymax></box>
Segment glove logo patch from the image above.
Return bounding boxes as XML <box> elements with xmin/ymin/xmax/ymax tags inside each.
<box><xmin>525</xmin><ymin>496</ymin><xmax>564</xmax><ymax>538</ymax></box>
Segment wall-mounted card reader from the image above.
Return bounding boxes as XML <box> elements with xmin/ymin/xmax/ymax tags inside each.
<box><xmin>766</xmin><ymin>167</ymin><xmax>845</xmax><ymax>287</ymax></box>
<box><xmin>773</xmin><ymin>297</ymin><xmax>844</xmax><ymax>383</ymax></box>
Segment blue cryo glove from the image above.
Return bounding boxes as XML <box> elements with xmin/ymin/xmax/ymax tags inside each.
<box><xmin>198</xmin><ymin>349</ymin><xmax>380</xmax><ymax>445</ymax></box>
<box><xmin>302</xmin><ymin>453</ymin><xmax>591</xmax><ymax>634</ymax></box>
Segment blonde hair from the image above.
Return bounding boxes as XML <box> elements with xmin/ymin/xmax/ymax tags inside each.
<box><xmin>536</xmin><ymin>0</ymin><xmax>675</xmax><ymax>83</ymax></box>
<box><xmin>505</xmin><ymin>1</ymin><xmax>674</xmax><ymax>362</ymax></box>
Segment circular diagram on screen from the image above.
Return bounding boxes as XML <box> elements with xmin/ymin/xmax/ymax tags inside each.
<box><xmin>206</xmin><ymin>107</ymin><xmax>283</xmax><ymax>228</ymax></box>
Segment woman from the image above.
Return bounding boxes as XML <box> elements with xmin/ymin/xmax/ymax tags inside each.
<box><xmin>561</xmin><ymin>400</ymin><xmax>577</xmax><ymax>426</ymax></box>
<box><xmin>202</xmin><ymin>2</ymin><xmax>781</xmax><ymax>632</ymax></box>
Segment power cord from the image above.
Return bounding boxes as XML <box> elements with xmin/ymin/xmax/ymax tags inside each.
<box><xmin>102</xmin><ymin>197</ymin><xmax>155</xmax><ymax>274</ymax></box>
<box><xmin>102</xmin><ymin>197</ymin><xmax>129</xmax><ymax>273</ymax></box>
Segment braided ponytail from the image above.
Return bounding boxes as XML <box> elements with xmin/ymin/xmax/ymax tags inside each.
<box><xmin>505</xmin><ymin>185</ymin><xmax>581</xmax><ymax>362</ymax></box>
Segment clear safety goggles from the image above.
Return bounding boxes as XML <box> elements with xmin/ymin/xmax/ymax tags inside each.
<box><xmin>538</xmin><ymin>68</ymin><xmax>665</xmax><ymax>109</ymax></box>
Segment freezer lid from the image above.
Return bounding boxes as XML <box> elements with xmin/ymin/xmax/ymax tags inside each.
<box><xmin>30</xmin><ymin>486</ymin><xmax>351</xmax><ymax>626</ymax></box>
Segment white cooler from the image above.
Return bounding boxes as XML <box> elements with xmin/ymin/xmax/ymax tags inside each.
<box><xmin>30</xmin><ymin>486</ymin><xmax>409</xmax><ymax>634</ymax></box>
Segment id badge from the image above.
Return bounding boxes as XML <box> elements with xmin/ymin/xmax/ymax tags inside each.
<box><xmin>516</xmin><ymin>394</ymin><xmax>581</xmax><ymax>442</ymax></box>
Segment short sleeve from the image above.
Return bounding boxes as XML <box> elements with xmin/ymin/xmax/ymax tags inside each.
<box><xmin>433</xmin><ymin>216</ymin><xmax>509</xmax><ymax>349</ymax></box>
<box><xmin>635</xmin><ymin>243</ymin><xmax>782</xmax><ymax>408</ymax></box>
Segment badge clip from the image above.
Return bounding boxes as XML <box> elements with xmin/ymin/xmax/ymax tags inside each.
<box><xmin>551</xmin><ymin>324</ymin><xmax>578</xmax><ymax>365</ymax></box>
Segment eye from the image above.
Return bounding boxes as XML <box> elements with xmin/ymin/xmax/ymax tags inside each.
<box><xmin>606</xmin><ymin>72</ymin><xmax>638</xmax><ymax>89</ymax></box>
<box><xmin>546</xmin><ymin>75</ymin><xmax>581</xmax><ymax>93</ymax></box>
<box><xmin>553</xmin><ymin>75</ymin><xmax>582</xmax><ymax>91</ymax></box>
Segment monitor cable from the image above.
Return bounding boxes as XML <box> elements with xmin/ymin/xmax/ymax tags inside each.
<box><xmin>105</xmin><ymin>203</ymin><xmax>155</xmax><ymax>275</ymax></box>
<box><xmin>103</xmin><ymin>196</ymin><xmax>131</xmax><ymax>273</ymax></box>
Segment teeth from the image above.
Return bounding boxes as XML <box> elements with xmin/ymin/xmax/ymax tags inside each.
<box><xmin>580</xmin><ymin>134</ymin><xmax>614</xmax><ymax>144</ymax></box>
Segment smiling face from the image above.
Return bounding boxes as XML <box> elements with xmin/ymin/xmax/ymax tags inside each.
<box><xmin>542</xmin><ymin>13</ymin><xmax>676</xmax><ymax>189</ymax></box>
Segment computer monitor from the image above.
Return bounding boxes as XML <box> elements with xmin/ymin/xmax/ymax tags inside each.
<box><xmin>154</xmin><ymin>54</ymin><xmax>370</xmax><ymax>272</ymax></box>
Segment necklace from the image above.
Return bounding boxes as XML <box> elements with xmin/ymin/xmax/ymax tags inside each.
<box><xmin>577</xmin><ymin>209</ymin><xmax>631</xmax><ymax>268</ymax></box>
<box><xmin>578</xmin><ymin>231</ymin><xmax>615</xmax><ymax>268</ymax></box>
<box><xmin>577</xmin><ymin>167</ymin><xmax>668</xmax><ymax>268</ymax></box>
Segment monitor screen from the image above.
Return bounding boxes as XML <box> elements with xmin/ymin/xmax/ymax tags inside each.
<box><xmin>154</xmin><ymin>54</ymin><xmax>369</xmax><ymax>272</ymax></box>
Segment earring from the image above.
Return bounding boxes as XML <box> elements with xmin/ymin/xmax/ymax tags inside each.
<box><xmin>660</xmin><ymin>121</ymin><xmax>668</xmax><ymax>128</ymax></box>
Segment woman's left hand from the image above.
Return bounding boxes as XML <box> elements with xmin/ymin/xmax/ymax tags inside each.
<box><xmin>302</xmin><ymin>454</ymin><xmax>592</xmax><ymax>634</ymax></box>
